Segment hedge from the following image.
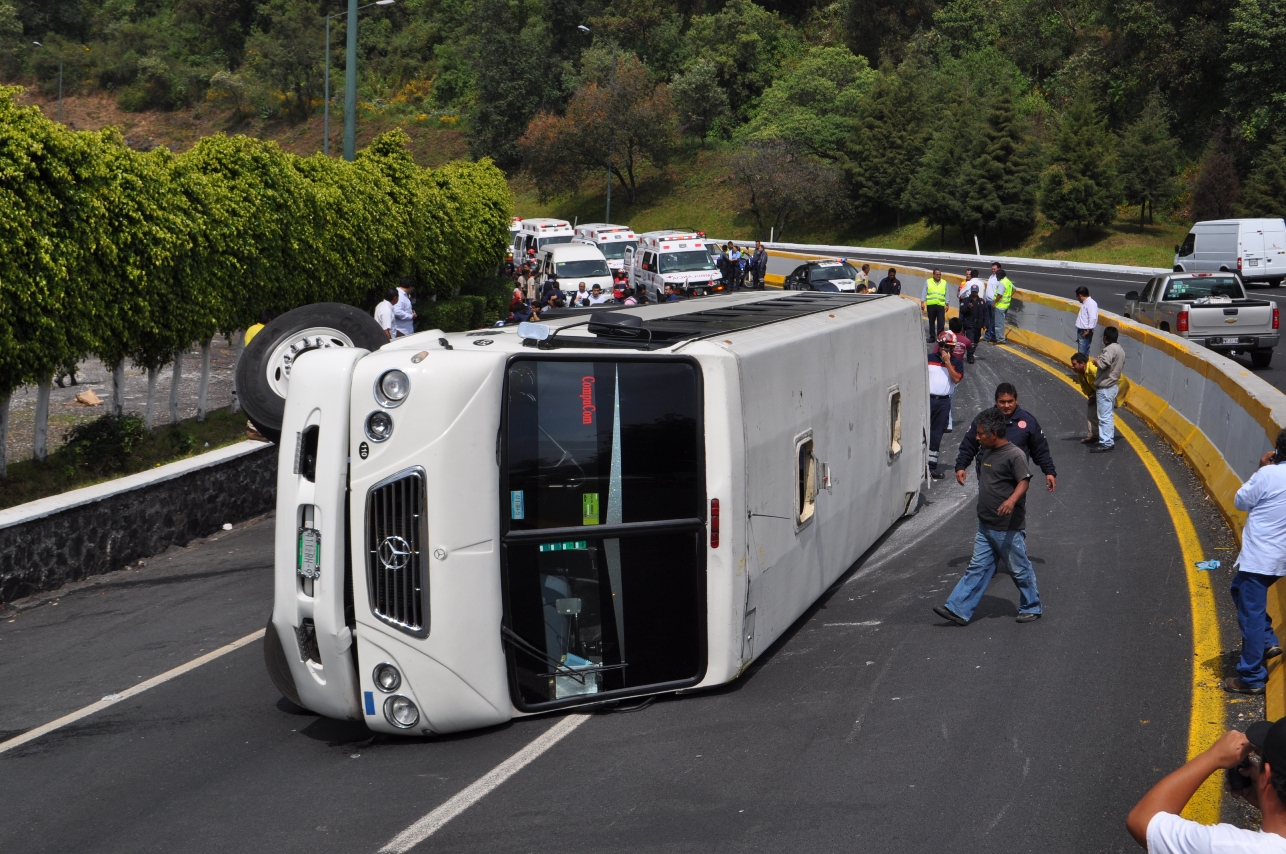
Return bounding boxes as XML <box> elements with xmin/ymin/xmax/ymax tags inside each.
<box><xmin>0</xmin><ymin>87</ymin><xmax>512</xmax><ymax>399</ymax></box>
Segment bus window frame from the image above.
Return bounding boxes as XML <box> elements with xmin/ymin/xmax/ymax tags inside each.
<box><xmin>497</xmin><ymin>352</ymin><xmax>710</xmax><ymax>713</ymax></box>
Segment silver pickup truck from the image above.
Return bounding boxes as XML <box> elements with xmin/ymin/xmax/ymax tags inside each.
<box><xmin>1123</xmin><ymin>272</ymin><xmax>1279</xmax><ymax>367</ymax></box>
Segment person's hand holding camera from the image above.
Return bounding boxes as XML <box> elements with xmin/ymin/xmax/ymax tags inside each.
<box><xmin>1261</xmin><ymin>449</ymin><xmax>1279</xmax><ymax>468</ymax></box>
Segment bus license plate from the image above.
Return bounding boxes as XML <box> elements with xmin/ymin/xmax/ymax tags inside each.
<box><xmin>298</xmin><ymin>529</ymin><xmax>321</xmax><ymax>579</ymax></box>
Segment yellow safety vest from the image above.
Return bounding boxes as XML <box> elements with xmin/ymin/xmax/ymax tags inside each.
<box><xmin>925</xmin><ymin>278</ymin><xmax>948</xmax><ymax>306</ymax></box>
<box><xmin>994</xmin><ymin>277</ymin><xmax>1014</xmax><ymax>310</ymax></box>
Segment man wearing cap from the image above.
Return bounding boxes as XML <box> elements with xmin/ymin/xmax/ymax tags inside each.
<box><xmin>926</xmin><ymin>334</ymin><xmax>963</xmax><ymax>480</ymax></box>
<box><xmin>1127</xmin><ymin>722</ymin><xmax>1286</xmax><ymax>850</ymax></box>
<box><xmin>1223</xmin><ymin>428</ymin><xmax>1286</xmax><ymax>695</ymax></box>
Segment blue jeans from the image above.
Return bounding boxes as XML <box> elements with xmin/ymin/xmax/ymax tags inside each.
<box><xmin>944</xmin><ymin>523</ymin><xmax>1042</xmax><ymax>621</ymax></box>
<box><xmin>1095</xmin><ymin>385</ymin><xmax>1118</xmax><ymax>447</ymax></box>
<box><xmin>1231</xmin><ymin>571</ymin><xmax>1281</xmax><ymax>687</ymax></box>
<box><xmin>1077</xmin><ymin>328</ymin><xmax>1094</xmax><ymax>356</ymax></box>
<box><xmin>993</xmin><ymin>307</ymin><xmax>1007</xmax><ymax>343</ymax></box>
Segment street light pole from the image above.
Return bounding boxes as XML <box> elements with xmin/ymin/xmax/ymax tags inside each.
<box><xmin>578</xmin><ymin>25</ymin><xmax>614</xmax><ymax>224</ymax></box>
<box><xmin>324</xmin><ymin>0</ymin><xmax>394</xmax><ymax>158</ymax></box>
<box><xmin>32</xmin><ymin>42</ymin><xmax>63</xmax><ymax>124</ymax></box>
<box><xmin>324</xmin><ymin>14</ymin><xmax>332</xmax><ymax>156</ymax></box>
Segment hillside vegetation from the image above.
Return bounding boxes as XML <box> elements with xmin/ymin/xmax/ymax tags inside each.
<box><xmin>10</xmin><ymin>0</ymin><xmax>1286</xmax><ymax>258</ymax></box>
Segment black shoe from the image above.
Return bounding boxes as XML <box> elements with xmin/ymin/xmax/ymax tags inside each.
<box><xmin>930</xmin><ymin>470</ymin><xmax>945</xmax><ymax>480</ymax></box>
<box><xmin>966</xmin><ymin>355</ymin><xmax>975</xmax><ymax>364</ymax></box>
<box><xmin>933</xmin><ymin>605</ymin><xmax>969</xmax><ymax>626</ymax></box>
<box><xmin>1269</xmin><ymin>646</ymin><xmax>1283</xmax><ymax>660</ymax></box>
<box><xmin>1016</xmin><ymin>612</ymin><xmax>1041</xmax><ymax>623</ymax></box>
<box><xmin>944</xmin><ymin>426</ymin><xmax>953</xmax><ymax>433</ymax></box>
<box><xmin>1223</xmin><ymin>676</ymin><xmax>1266</xmax><ymax>695</ymax></box>
<box><xmin>1089</xmin><ymin>444</ymin><xmax>1115</xmax><ymax>453</ymax></box>
<box><xmin>1079</xmin><ymin>437</ymin><xmax>1098</xmax><ymax>445</ymax></box>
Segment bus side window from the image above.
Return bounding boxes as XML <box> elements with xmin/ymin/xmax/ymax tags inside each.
<box><xmin>796</xmin><ymin>435</ymin><xmax>816</xmax><ymax>525</ymax></box>
<box><xmin>888</xmin><ymin>389</ymin><xmax>902</xmax><ymax>459</ymax></box>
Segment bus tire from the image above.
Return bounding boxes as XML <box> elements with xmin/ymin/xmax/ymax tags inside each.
<box><xmin>236</xmin><ymin>303</ymin><xmax>387</xmax><ymax>443</ymax></box>
<box><xmin>264</xmin><ymin>617</ymin><xmax>305</xmax><ymax>710</ymax></box>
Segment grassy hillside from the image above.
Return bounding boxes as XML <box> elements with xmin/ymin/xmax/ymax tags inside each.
<box><xmin>514</xmin><ymin>145</ymin><xmax>1189</xmax><ymax>269</ymax></box>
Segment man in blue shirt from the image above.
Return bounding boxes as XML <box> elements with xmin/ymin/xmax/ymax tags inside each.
<box><xmin>393</xmin><ymin>278</ymin><xmax>416</xmax><ymax>338</ymax></box>
<box><xmin>954</xmin><ymin>382</ymin><xmax>1057</xmax><ymax>493</ymax></box>
<box><xmin>1224</xmin><ymin>429</ymin><xmax>1286</xmax><ymax>694</ymax></box>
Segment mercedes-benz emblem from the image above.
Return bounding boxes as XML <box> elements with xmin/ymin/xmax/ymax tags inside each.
<box><xmin>378</xmin><ymin>536</ymin><xmax>412</xmax><ymax>570</ymax></box>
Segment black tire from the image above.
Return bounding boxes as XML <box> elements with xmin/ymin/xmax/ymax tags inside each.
<box><xmin>236</xmin><ymin>303</ymin><xmax>387</xmax><ymax>443</ymax></box>
<box><xmin>1252</xmin><ymin>350</ymin><xmax>1273</xmax><ymax>368</ymax></box>
<box><xmin>264</xmin><ymin>617</ymin><xmax>305</xmax><ymax>709</ymax></box>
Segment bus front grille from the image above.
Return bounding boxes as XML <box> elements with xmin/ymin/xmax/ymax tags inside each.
<box><xmin>365</xmin><ymin>468</ymin><xmax>428</xmax><ymax>636</ymax></box>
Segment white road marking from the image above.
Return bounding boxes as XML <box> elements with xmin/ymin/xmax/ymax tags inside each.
<box><xmin>824</xmin><ymin>621</ymin><xmax>882</xmax><ymax>627</ymax></box>
<box><xmin>379</xmin><ymin>713</ymin><xmax>591</xmax><ymax>853</ymax></box>
<box><xmin>0</xmin><ymin>628</ymin><xmax>265</xmax><ymax>756</ymax></box>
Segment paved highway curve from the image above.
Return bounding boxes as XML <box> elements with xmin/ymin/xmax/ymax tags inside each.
<box><xmin>765</xmin><ymin>247</ymin><xmax>1286</xmax><ymax>393</ymax></box>
<box><xmin>0</xmin><ymin>345</ymin><xmax>1230</xmax><ymax>853</ymax></box>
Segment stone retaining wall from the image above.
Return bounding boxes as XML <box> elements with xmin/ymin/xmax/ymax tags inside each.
<box><xmin>0</xmin><ymin>441</ymin><xmax>277</xmax><ymax>603</ymax></box>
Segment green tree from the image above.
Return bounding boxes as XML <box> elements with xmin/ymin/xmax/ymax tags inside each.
<box><xmin>1190</xmin><ymin>139</ymin><xmax>1242</xmax><ymax>222</ymax></box>
<box><xmin>1040</xmin><ymin>90</ymin><xmax>1118</xmax><ymax>243</ymax></box>
<box><xmin>848</xmin><ymin>67</ymin><xmax>931</xmax><ymax>226</ymax></box>
<box><xmin>1225</xmin><ymin>0</ymin><xmax>1286</xmax><ymax>139</ymax></box>
<box><xmin>959</xmin><ymin>92</ymin><xmax>1038</xmax><ymax>248</ymax></box>
<box><xmin>902</xmin><ymin>93</ymin><xmax>982</xmax><ymax>246</ymax></box>
<box><xmin>242</xmin><ymin>0</ymin><xmax>324</xmax><ymax>120</ymax></box>
<box><xmin>729</xmin><ymin>139</ymin><xmax>849</xmax><ymax>240</ymax></box>
<box><xmin>1118</xmin><ymin>94</ymin><xmax>1178</xmax><ymax>227</ymax></box>
<box><xmin>1242</xmin><ymin>136</ymin><xmax>1286</xmax><ymax>218</ymax></box>
<box><xmin>685</xmin><ymin>0</ymin><xmax>801</xmax><ymax>120</ymax></box>
<box><xmin>738</xmin><ymin>45</ymin><xmax>875</xmax><ymax>160</ymax></box>
<box><xmin>844</xmin><ymin>0</ymin><xmax>938</xmax><ymax>65</ymax></box>
<box><xmin>670</xmin><ymin>58</ymin><xmax>730</xmax><ymax>145</ymax></box>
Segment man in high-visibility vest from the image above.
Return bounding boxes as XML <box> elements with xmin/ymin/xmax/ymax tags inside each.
<box><xmin>923</xmin><ymin>267</ymin><xmax>949</xmax><ymax>342</ymax></box>
<box><xmin>992</xmin><ymin>266</ymin><xmax>1015</xmax><ymax>344</ymax></box>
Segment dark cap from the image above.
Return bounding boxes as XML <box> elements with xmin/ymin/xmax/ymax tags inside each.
<box><xmin>1247</xmin><ymin>718</ymin><xmax>1286</xmax><ymax>769</ymax></box>
<box><xmin>971</xmin><ymin>285</ymin><xmax>979</xmax><ymax>293</ymax></box>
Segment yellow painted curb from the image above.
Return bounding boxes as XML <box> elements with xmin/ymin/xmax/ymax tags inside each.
<box><xmin>1001</xmin><ymin>341</ymin><xmax>1225</xmax><ymax>824</ymax></box>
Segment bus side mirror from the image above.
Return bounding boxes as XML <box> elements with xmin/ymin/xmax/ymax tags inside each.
<box><xmin>1125</xmin><ymin>291</ymin><xmax>1139</xmax><ymax>302</ymax></box>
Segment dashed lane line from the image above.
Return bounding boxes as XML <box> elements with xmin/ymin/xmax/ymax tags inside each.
<box><xmin>1001</xmin><ymin>344</ymin><xmax>1224</xmax><ymax>825</ymax></box>
<box><xmin>378</xmin><ymin>713</ymin><xmax>591</xmax><ymax>853</ymax></box>
<box><xmin>0</xmin><ymin>628</ymin><xmax>265</xmax><ymax>756</ymax></box>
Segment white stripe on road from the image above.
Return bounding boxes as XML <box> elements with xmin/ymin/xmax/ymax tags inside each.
<box><xmin>379</xmin><ymin>713</ymin><xmax>591</xmax><ymax>853</ymax></box>
<box><xmin>0</xmin><ymin>628</ymin><xmax>265</xmax><ymax>756</ymax></box>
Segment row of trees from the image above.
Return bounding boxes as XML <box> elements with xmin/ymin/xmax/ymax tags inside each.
<box><xmin>0</xmin><ymin>87</ymin><xmax>511</xmax><ymax>474</ymax></box>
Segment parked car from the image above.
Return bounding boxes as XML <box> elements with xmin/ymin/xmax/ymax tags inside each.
<box><xmin>1123</xmin><ymin>272</ymin><xmax>1280</xmax><ymax>367</ymax></box>
<box><xmin>784</xmin><ymin>259</ymin><xmax>863</xmax><ymax>293</ymax></box>
<box><xmin>1173</xmin><ymin>219</ymin><xmax>1286</xmax><ymax>287</ymax></box>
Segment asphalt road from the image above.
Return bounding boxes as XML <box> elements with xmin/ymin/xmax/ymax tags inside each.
<box><xmin>0</xmin><ymin>347</ymin><xmax>1219</xmax><ymax>853</ymax></box>
<box><xmin>767</xmin><ymin>248</ymin><xmax>1286</xmax><ymax>393</ymax></box>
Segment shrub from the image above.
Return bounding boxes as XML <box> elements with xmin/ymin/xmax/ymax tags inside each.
<box><xmin>63</xmin><ymin>415</ymin><xmax>147</xmax><ymax>474</ymax></box>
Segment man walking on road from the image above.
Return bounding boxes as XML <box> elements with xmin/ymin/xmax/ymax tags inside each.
<box><xmin>923</xmin><ymin>268</ymin><xmax>949</xmax><ymax>342</ymax></box>
<box><xmin>960</xmin><ymin>285</ymin><xmax>987</xmax><ymax>363</ymax></box>
<box><xmin>1092</xmin><ymin>326</ymin><xmax>1125</xmax><ymax>453</ymax></box>
<box><xmin>1222</xmin><ymin>429</ymin><xmax>1286</xmax><ymax>695</ymax></box>
<box><xmin>927</xmin><ymin>335</ymin><xmax>963</xmax><ymax>480</ymax></box>
<box><xmin>955</xmin><ymin>383</ymin><xmax>1057</xmax><ymax>493</ymax></box>
<box><xmin>876</xmin><ymin>267</ymin><xmax>902</xmax><ymax>295</ymax></box>
<box><xmin>934</xmin><ymin>406</ymin><xmax>1042</xmax><ymax>625</ymax></box>
<box><xmin>1075</xmin><ymin>286</ymin><xmax>1098</xmax><ymax>356</ymax></box>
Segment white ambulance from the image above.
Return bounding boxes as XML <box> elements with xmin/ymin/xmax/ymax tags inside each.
<box><xmin>573</xmin><ymin>223</ymin><xmax>637</xmax><ymax>272</ymax></box>
<box><xmin>512</xmin><ymin>218</ymin><xmax>575</xmax><ymax>261</ymax></box>
<box><xmin>243</xmin><ymin>291</ymin><xmax>928</xmax><ymax>735</ymax></box>
<box><xmin>624</xmin><ymin>230</ymin><xmax>723</xmax><ymax>300</ymax></box>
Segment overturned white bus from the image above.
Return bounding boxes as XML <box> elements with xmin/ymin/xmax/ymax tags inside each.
<box><xmin>248</xmin><ymin>291</ymin><xmax>928</xmax><ymax>735</ymax></box>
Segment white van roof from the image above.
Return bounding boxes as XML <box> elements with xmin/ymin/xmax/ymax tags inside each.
<box><xmin>1193</xmin><ymin>219</ymin><xmax>1286</xmax><ymax>230</ymax></box>
<box><xmin>517</xmin><ymin>217</ymin><xmax>573</xmax><ymax>234</ymax></box>
<box><xmin>638</xmin><ymin>230</ymin><xmax>707</xmax><ymax>248</ymax></box>
<box><xmin>574</xmin><ymin>223</ymin><xmax>635</xmax><ymax>239</ymax></box>
<box><xmin>540</xmin><ymin>242</ymin><xmax>607</xmax><ymax>260</ymax></box>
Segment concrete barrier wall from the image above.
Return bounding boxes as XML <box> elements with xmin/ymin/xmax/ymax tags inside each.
<box><xmin>0</xmin><ymin>440</ymin><xmax>277</xmax><ymax>604</ymax></box>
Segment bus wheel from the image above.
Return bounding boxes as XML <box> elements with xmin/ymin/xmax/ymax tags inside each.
<box><xmin>264</xmin><ymin>617</ymin><xmax>305</xmax><ymax>709</ymax></box>
<box><xmin>236</xmin><ymin>303</ymin><xmax>387</xmax><ymax>443</ymax></box>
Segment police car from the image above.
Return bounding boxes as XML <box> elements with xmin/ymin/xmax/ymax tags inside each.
<box><xmin>784</xmin><ymin>259</ymin><xmax>863</xmax><ymax>293</ymax></box>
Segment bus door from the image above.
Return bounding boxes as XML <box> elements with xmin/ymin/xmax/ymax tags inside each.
<box><xmin>500</xmin><ymin>357</ymin><xmax>708</xmax><ymax>711</ymax></box>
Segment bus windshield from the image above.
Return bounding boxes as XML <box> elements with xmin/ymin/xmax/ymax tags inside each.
<box><xmin>659</xmin><ymin>251</ymin><xmax>717</xmax><ymax>274</ymax></box>
<box><xmin>502</xmin><ymin>359</ymin><xmax>705</xmax><ymax>709</ymax></box>
<box><xmin>599</xmin><ymin>240</ymin><xmax>638</xmax><ymax>260</ymax></box>
<box><xmin>555</xmin><ymin>258</ymin><xmax>611</xmax><ymax>278</ymax></box>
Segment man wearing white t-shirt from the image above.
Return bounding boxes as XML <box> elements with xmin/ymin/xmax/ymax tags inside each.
<box><xmin>373</xmin><ymin>288</ymin><xmax>397</xmax><ymax>340</ymax></box>
<box><xmin>1128</xmin><ymin>719</ymin><xmax>1286</xmax><ymax>852</ymax></box>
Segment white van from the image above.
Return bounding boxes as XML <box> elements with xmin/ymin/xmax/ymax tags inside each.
<box><xmin>573</xmin><ymin>223</ymin><xmax>637</xmax><ymax>271</ymax></box>
<box><xmin>537</xmin><ymin>242</ymin><xmax>613</xmax><ymax>296</ymax></box>
<box><xmin>625</xmin><ymin>231</ymin><xmax>723</xmax><ymax>300</ymax></box>
<box><xmin>257</xmin><ymin>291</ymin><xmax>927</xmax><ymax>735</ymax></box>
<box><xmin>1174</xmin><ymin>219</ymin><xmax>1286</xmax><ymax>286</ymax></box>
<box><xmin>512</xmin><ymin>218</ymin><xmax>575</xmax><ymax>260</ymax></box>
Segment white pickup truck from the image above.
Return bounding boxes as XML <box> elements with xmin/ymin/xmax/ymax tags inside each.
<box><xmin>1123</xmin><ymin>272</ymin><xmax>1280</xmax><ymax>368</ymax></box>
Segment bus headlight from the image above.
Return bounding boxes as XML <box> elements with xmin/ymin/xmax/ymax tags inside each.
<box><xmin>373</xmin><ymin>663</ymin><xmax>401</xmax><ymax>693</ymax></box>
<box><xmin>376</xmin><ymin>370</ymin><xmax>410</xmax><ymax>407</ymax></box>
<box><xmin>365</xmin><ymin>411</ymin><xmax>393</xmax><ymax>442</ymax></box>
<box><xmin>384</xmin><ymin>695</ymin><xmax>419</xmax><ymax>728</ymax></box>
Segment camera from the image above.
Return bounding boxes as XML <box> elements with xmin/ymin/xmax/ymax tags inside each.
<box><xmin>1227</xmin><ymin>753</ymin><xmax>1261</xmax><ymax>791</ymax></box>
